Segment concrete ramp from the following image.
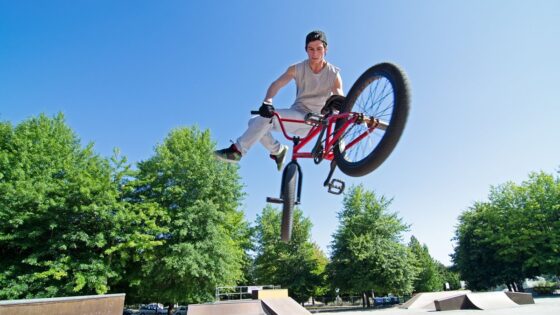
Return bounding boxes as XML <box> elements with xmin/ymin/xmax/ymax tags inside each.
<box><xmin>505</xmin><ymin>292</ymin><xmax>535</xmax><ymax>305</ymax></box>
<box><xmin>188</xmin><ymin>300</ymin><xmax>266</xmax><ymax>315</ymax></box>
<box><xmin>401</xmin><ymin>290</ymin><xmax>471</xmax><ymax>310</ymax></box>
<box><xmin>188</xmin><ymin>289</ymin><xmax>309</xmax><ymax>315</ymax></box>
<box><xmin>466</xmin><ymin>292</ymin><xmax>519</xmax><ymax>310</ymax></box>
<box><xmin>261</xmin><ymin>298</ymin><xmax>310</xmax><ymax>315</ymax></box>
<box><xmin>435</xmin><ymin>291</ymin><xmax>535</xmax><ymax>311</ymax></box>
<box><xmin>0</xmin><ymin>294</ymin><xmax>124</xmax><ymax>315</ymax></box>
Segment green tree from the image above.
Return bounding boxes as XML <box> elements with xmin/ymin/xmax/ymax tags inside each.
<box><xmin>0</xmin><ymin>114</ymin><xmax>165</xmax><ymax>299</ymax></box>
<box><xmin>519</xmin><ymin>171</ymin><xmax>560</xmax><ymax>276</ymax></box>
<box><xmin>328</xmin><ymin>185</ymin><xmax>416</xmax><ymax>307</ymax></box>
<box><xmin>408</xmin><ymin>236</ymin><xmax>443</xmax><ymax>292</ymax></box>
<box><xmin>127</xmin><ymin>126</ymin><xmax>251</xmax><ymax>309</ymax></box>
<box><xmin>438</xmin><ymin>264</ymin><xmax>461</xmax><ymax>290</ymax></box>
<box><xmin>253</xmin><ymin>206</ymin><xmax>325</xmax><ymax>304</ymax></box>
<box><xmin>452</xmin><ymin>170</ymin><xmax>560</xmax><ymax>291</ymax></box>
<box><xmin>452</xmin><ymin>201</ymin><xmax>507</xmax><ymax>290</ymax></box>
<box><xmin>310</xmin><ymin>243</ymin><xmax>329</xmax><ymax>304</ymax></box>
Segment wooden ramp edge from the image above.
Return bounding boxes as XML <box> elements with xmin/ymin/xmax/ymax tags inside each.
<box><xmin>0</xmin><ymin>294</ymin><xmax>125</xmax><ymax>315</ymax></box>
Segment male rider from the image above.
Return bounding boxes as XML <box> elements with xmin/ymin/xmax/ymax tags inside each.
<box><xmin>215</xmin><ymin>30</ymin><xmax>344</xmax><ymax>170</ymax></box>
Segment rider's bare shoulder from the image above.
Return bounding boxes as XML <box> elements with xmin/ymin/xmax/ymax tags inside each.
<box><xmin>286</xmin><ymin>64</ymin><xmax>296</xmax><ymax>78</ymax></box>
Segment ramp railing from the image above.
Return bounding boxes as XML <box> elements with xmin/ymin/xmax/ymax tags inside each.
<box><xmin>215</xmin><ymin>285</ymin><xmax>281</xmax><ymax>301</ymax></box>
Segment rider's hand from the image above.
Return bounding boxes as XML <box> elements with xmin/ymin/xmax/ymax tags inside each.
<box><xmin>259</xmin><ymin>102</ymin><xmax>275</xmax><ymax>118</ymax></box>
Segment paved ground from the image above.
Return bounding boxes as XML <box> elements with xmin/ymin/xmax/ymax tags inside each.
<box><xmin>318</xmin><ymin>297</ymin><xmax>560</xmax><ymax>315</ymax></box>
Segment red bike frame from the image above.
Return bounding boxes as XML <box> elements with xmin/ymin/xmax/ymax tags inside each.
<box><xmin>272</xmin><ymin>111</ymin><xmax>384</xmax><ymax>162</ymax></box>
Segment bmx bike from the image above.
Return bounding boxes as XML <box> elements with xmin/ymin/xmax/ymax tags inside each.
<box><xmin>252</xmin><ymin>62</ymin><xmax>410</xmax><ymax>242</ymax></box>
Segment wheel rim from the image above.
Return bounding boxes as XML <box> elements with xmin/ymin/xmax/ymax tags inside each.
<box><xmin>339</xmin><ymin>73</ymin><xmax>396</xmax><ymax>164</ymax></box>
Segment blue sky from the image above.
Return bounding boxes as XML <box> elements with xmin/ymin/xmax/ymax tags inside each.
<box><xmin>1</xmin><ymin>1</ymin><xmax>559</xmax><ymax>265</ymax></box>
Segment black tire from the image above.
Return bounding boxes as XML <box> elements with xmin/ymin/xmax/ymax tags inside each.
<box><xmin>280</xmin><ymin>163</ymin><xmax>298</xmax><ymax>242</ymax></box>
<box><xmin>334</xmin><ymin>62</ymin><xmax>410</xmax><ymax>177</ymax></box>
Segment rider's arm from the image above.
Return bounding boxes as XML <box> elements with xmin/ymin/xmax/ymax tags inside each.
<box><xmin>332</xmin><ymin>72</ymin><xmax>344</xmax><ymax>96</ymax></box>
<box><xmin>264</xmin><ymin>65</ymin><xmax>296</xmax><ymax>103</ymax></box>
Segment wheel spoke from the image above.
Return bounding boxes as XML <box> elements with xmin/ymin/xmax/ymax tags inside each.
<box><xmin>340</xmin><ymin>75</ymin><xmax>394</xmax><ymax>163</ymax></box>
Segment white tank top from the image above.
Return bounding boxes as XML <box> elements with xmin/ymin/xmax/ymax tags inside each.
<box><xmin>292</xmin><ymin>60</ymin><xmax>340</xmax><ymax>113</ymax></box>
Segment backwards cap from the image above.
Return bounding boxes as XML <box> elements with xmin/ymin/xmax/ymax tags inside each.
<box><xmin>306</xmin><ymin>30</ymin><xmax>327</xmax><ymax>48</ymax></box>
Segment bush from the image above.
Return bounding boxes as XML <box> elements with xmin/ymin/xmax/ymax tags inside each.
<box><xmin>533</xmin><ymin>286</ymin><xmax>556</xmax><ymax>295</ymax></box>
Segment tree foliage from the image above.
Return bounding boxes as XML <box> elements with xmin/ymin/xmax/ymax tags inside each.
<box><xmin>408</xmin><ymin>236</ymin><xmax>443</xmax><ymax>292</ymax></box>
<box><xmin>126</xmin><ymin>126</ymin><xmax>251</xmax><ymax>305</ymax></box>
<box><xmin>0</xmin><ymin>114</ymin><xmax>165</xmax><ymax>299</ymax></box>
<box><xmin>438</xmin><ymin>264</ymin><xmax>461</xmax><ymax>290</ymax></box>
<box><xmin>253</xmin><ymin>206</ymin><xmax>326</xmax><ymax>303</ymax></box>
<box><xmin>328</xmin><ymin>185</ymin><xmax>416</xmax><ymax>299</ymax></box>
<box><xmin>452</xmin><ymin>171</ymin><xmax>560</xmax><ymax>290</ymax></box>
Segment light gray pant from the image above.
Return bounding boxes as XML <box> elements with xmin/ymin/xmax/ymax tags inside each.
<box><xmin>235</xmin><ymin>108</ymin><xmax>312</xmax><ymax>156</ymax></box>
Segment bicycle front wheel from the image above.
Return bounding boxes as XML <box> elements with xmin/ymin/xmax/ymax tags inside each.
<box><xmin>280</xmin><ymin>163</ymin><xmax>297</xmax><ymax>242</ymax></box>
<box><xmin>334</xmin><ymin>62</ymin><xmax>410</xmax><ymax>177</ymax></box>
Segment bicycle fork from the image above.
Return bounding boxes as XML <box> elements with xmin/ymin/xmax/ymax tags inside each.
<box><xmin>266</xmin><ymin>160</ymin><xmax>303</xmax><ymax>205</ymax></box>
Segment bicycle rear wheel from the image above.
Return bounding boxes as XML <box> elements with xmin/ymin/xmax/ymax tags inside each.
<box><xmin>334</xmin><ymin>62</ymin><xmax>410</xmax><ymax>177</ymax></box>
<box><xmin>280</xmin><ymin>163</ymin><xmax>298</xmax><ymax>242</ymax></box>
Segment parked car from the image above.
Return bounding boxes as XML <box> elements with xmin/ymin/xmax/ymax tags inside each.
<box><xmin>123</xmin><ymin>309</ymin><xmax>136</xmax><ymax>315</ymax></box>
<box><xmin>138</xmin><ymin>303</ymin><xmax>166</xmax><ymax>315</ymax></box>
<box><xmin>173</xmin><ymin>305</ymin><xmax>188</xmax><ymax>315</ymax></box>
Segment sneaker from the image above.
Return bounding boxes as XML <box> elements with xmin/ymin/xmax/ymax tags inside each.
<box><xmin>215</xmin><ymin>144</ymin><xmax>242</xmax><ymax>163</ymax></box>
<box><xmin>270</xmin><ymin>145</ymin><xmax>288</xmax><ymax>171</ymax></box>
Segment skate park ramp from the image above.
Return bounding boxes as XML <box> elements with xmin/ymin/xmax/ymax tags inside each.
<box><xmin>465</xmin><ymin>292</ymin><xmax>519</xmax><ymax>310</ymax></box>
<box><xmin>0</xmin><ymin>294</ymin><xmax>125</xmax><ymax>315</ymax></box>
<box><xmin>188</xmin><ymin>289</ymin><xmax>310</xmax><ymax>315</ymax></box>
<box><xmin>435</xmin><ymin>291</ymin><xmax>535</xmax><ymax>311</ymax></box>
<box><xmin>256</xmin><ymin>288</ymin><xmax>310</xmax><ymax>315</ymax></box>
<box><xmin>187</xmin><ymin>300</ymin><xmax>266</xmax><ymax>315</ymax></box>
<box><xmin>505</xmin><ymin>291</ymin><xmax>535</xmax><ymax>305</ymax></box>
<box><xmin>401</xmin><ymin>290</ymin><xmax>471</xmax><ymax>310</ymax></box>
<box><xmin>261</xmin><ymin>297</ymin><xmax>310</xmax><ymax>315</ymax></box>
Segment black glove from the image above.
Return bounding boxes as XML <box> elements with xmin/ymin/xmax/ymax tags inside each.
<box><xmin>258</xmin><ymin>102</ymin><xmax>275</xmax><ymax>118</ymax></box>
<box><xmin>321</xmin><ymin>95</ymin><xmax>346</xmax><ymax>115</ymax></box>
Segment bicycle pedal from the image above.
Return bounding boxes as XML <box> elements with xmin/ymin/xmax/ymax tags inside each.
<box><xmin>327</xmin><ymin>179</ymin><xmax>345</xmax><ymax>195</ymax></box>
<box><xmin>266</xmin><ymin>197</ymin><xmax>283</xmax><ymax>204</ymax></box>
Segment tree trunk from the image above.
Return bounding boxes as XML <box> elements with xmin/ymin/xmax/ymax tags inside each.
<box><xmin>506</xmin><ymin>283</ymin><xmax>512</xmax><ymax>292</ymax></box>
<box><xmin>515</xmin><ymin>280</ymin><xmax>525</xmax><ymax>292</ymax></box>
<box><xmin>362</xmin><ymin>291</ymin><xmax>371</xmax><ymax>308</ymax></box>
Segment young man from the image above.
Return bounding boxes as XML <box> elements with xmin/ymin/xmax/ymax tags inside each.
<box><xmin>215</xmin><ymin>30</ymin><xmax>344</xmax><ymax>170</ymax></box>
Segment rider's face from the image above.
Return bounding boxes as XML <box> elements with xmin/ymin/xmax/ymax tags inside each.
<box><xmin>306</xmin><ymin>40</ymin><xmax>327</xmax><ymax>62</ymax></box>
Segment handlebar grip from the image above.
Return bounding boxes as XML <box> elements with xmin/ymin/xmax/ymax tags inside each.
<box><xmin>250</xmin><ymin>110</ymin><xmax>260</xmax><ymax>115</ymax></box>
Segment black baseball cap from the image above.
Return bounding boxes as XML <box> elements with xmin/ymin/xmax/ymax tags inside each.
<box><xmin>306</xmin><ymin>30</ymin><xmax>327</xmax><ymax>48</ymax></box>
